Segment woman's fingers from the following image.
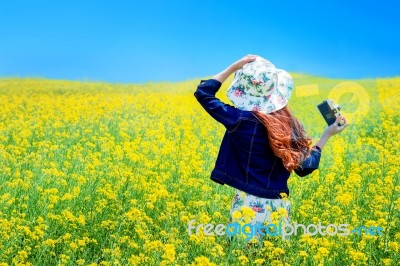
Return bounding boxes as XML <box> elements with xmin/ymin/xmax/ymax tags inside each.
<box><xmin>336</xmin><ymin>115</ymin><xmax>347</xmax><ymax>126</ymax></box>
<box><xmin>243</xmin><ymin>55</ymin><xmax>257</xmax><ymax>64</ymax></box>
<box><xmin>232</xmin><ymin>55</ymin><xmax>257</xmax><ymax>71</ymax></box>
<box><xmin>336</xmin><ymin>116</ymin><xmax>349</xmax><ymax>132</ymax></box>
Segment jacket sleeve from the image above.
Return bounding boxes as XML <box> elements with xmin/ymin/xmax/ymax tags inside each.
<box><xmin>294</xmin><ymin>146</ymin><xmax>322</xmax><ymax>177</ymax></box>
<box><xmin>194</xmin><ymin>79</ymin><xmax>240</xmax><ymax>130</ymax></box>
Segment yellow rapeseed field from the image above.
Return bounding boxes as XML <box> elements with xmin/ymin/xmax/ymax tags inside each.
<box><xmin>0</xmin><ymin>75</ymin><xmax>398</xmax><ymax>265</ymax></box>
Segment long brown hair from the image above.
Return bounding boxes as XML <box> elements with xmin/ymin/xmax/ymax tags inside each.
<box><xmin>252</xmin><ymin>105</ymin><xmax>312</xmax><ymax>172</ymax></box>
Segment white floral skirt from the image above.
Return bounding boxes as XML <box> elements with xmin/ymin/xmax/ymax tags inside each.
<box><xmin>228</xmin><ymin>189</ymin><xmax>291</xmax><ymax>241</ymax></box>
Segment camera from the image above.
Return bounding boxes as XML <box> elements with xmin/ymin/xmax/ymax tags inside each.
<box><xmin>317</xmin><ymin>99</ymin><xmax>344</xmax><ymax>126</ymax></box>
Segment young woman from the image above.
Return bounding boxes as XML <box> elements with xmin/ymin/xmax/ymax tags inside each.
<box><xmin>194</xmin><ymin>55</ymin><xmax>348</xmax><ymax>238</ymax></box>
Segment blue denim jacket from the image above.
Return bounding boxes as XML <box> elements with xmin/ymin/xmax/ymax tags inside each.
<box><xmin>194</xmin><ymin>79</ymin><xmax>322</xmax><ymax>199</ymax></box>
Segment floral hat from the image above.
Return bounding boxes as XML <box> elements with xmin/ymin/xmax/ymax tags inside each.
<box><xmin>227</xmin><ymin>56</ymin><xmax>294</xmax><ymax>114</ymax></box>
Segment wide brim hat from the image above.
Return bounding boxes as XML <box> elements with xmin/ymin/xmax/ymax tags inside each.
<box><xmin>227</xmin><ymin>56</ymin><xmax>294</xmax><ymax>114</ymax></box>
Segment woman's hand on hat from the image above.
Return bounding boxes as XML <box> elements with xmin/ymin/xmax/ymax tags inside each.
<box><xmin>230</xmin><ymin>54</ymin><xmax>258</xmax><ymax>71</ymax></box>
<box><xmin>213</xmin><ymin>54</ymin><xmax>258</xmax><ymax>83</ymax></box>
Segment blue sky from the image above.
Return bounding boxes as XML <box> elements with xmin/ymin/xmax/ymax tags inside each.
<box><xmin>0</xmin><ymin>0</ymin><xmax>399</xmax><ymax>83</ymax></box>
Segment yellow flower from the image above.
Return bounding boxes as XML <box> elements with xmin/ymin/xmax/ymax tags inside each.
<box><xmin>241</xmin><ymin>206</ymin><xmax>256</xmax><ymax>221</ymax></box>
<box><xmin>279</xmin><ymin>192</ymin><xmax>288</xmax><ymax>199</ymax></box>
<box><xmin>388</xmin><ymin>241</ymin><xmax>399</xmax><ymax>253</ymax></box>
<box><xmin>76</xmin><ymin>259</ymin><xmax>85</xmax><ymax>265</ymax></box>
<box><xmin>77</xmin><ymin>239</ymin><xmax>86</xmax><ymax>247</ymax></box>
<box><xmin>254</xmin><ymin>258</ymin><xmax>265</xmax><ymax>265</ymax></box>
<box><xmin>43</xmin><ymin>239</ymin><xmax>58</xmax><ymax>248</ymax></box>
<box><xmin>231</xmin><ymin>210</ymin><xmax>242</xmax><ymax>220</ymax></box>
<box><xmin>238</xmin><ymin>255</ymin><xmax>249</xmax><ymax>265</ymax></box>
<box><xmin>270</xmin><ymin>212</ymin><xmax>279</xmax><ymax>221</ymax></box>
<box><xmin>272</xmin><ymin>247</ymin><xmax>285</xmax><ymax>257</ymax></box>
<box><xmin>299</xmin><ymin>251</ymin><xmax>308</xmax><ymax>257</ymax></box>
<box><xmin>277</xmin><ymin>207</ymin><xmax>288</xmax><ymax>218</ymax></box>
<box><xmin>349</xmin><ymin>250</ymin><xmax>368</xmax><ymax>263</ymax></box>
<box><xmin>271</xmin><ymin>260</ymin><xmax>285</xmax><ymax>266</ymax></box>
<box><xmin>69</xmin><ymin>242</ymin><xmax>78</xmax><ymax>250</ymax></box>
<box><xmin>161</xmin><ymin>244</ymin><xmax>176</xmax><ymax>262</ymax></box>
<box><xmin>191</xmin><ymin>256</ymin><xmax>216</xmax><ymax>266</ymax></box>
<box><xmin>128</xmin><ymin>255</ymin><xmax>141</xmax><ymax>265</ymax></box>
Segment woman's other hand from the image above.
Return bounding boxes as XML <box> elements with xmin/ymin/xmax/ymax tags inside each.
<box><xmin>324</xmin><ymin>115</ymin><xmax>349</xmax><ymax>137</ymax></box>
<box><xmin>315</xmin><ymin>115</ymin><xmax>349</xmax><ymax>150</ymax></box>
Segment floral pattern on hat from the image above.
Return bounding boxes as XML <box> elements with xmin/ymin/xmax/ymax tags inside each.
<box><xmin>227</xmin><ymin>56</ymin><xmax>294</xmax><ymax>114</ymax></box>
